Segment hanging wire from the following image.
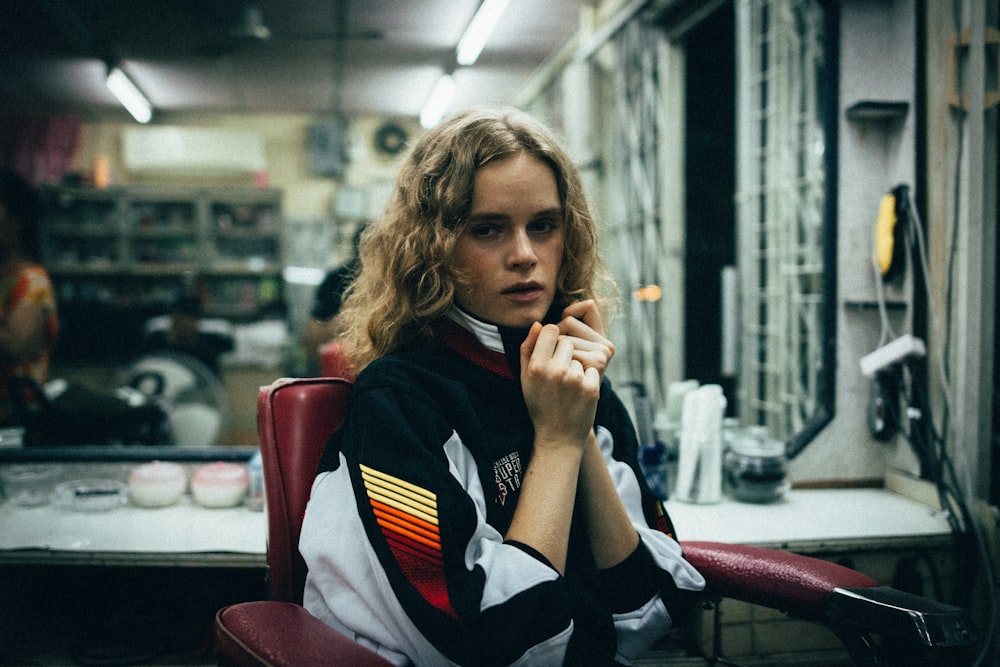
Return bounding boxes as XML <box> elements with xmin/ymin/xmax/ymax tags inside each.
<box><xmin>901</xmin><ymin>1</ymin><xmax>998</xmax><ymax>653</ymax></box>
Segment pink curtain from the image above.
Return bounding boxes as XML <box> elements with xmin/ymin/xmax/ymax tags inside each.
<box><xmin>0</xmin><ymin>114</ymin><xmax>82</xmax><ymax>186</ymax></box>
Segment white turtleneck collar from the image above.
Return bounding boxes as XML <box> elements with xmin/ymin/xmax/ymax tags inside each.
<box><xmin>446</xmin><ymin>306</ymin><xmax>505</xmax><ymax>354</ymax></box>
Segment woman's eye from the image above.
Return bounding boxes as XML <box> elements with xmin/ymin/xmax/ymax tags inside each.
<box><xmin>470</xmin><ymin>224</ymin><xmax>499</xmax><ymax>238</ymax></box>
<box><xmin>529</xmin><ymin>218</ymin><xmax>557</xmax><ymax>233</ymax></box>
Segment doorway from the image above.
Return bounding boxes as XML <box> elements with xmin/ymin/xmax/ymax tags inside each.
<box><xmin>683</xmin><ymin>4</ymin><xmax>736</xmax><ymax>407</ymax></box>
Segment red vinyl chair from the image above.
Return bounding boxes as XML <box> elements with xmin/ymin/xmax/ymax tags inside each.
<box><xmin>318</xmin><ymin>339</ymin><xmax>355</xmax><ymax>381</ymax></box>
<box><xmin>214</xmin><ymin>377</ymin><xmax>979</xmax><ymax>667</ymax></box>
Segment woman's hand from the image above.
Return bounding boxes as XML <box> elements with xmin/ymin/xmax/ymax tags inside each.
<box><xmin>520</xmin><ymin>322</ymin><xmax>601</xmax><ymax>449</ymax></box>
<box><xmin>510</xmin><ymin>322</ymin><xmax>600</xmax><ymax>572</ymax></box>
<box><xmin>557</xmin><ymin>300</ymin><xmax>615</xmax><ymax>380</ymax></box>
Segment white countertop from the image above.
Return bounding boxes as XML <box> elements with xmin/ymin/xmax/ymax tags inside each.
<box><xmin>666</xmin><ymin>487</ymin><xmax>953</xmax><ymax>548</ymax></box>
<box><xmin>0</xmin><ymin>493</ymin><xmax>266</xmax><ymax>566</ymax></box>
<box><xmin>0</xmin><ymin>487</ymin><xmax>951</xmax><ymax>566</ymax></box>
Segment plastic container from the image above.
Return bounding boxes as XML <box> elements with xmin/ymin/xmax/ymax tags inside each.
<box><xmin>129</xmin><ymin>461</ymin><xmax>187</xmax><ymax>508</ymax></box>
<box><xmin>640</xmin><ymin>442</ymin><xmax>670</xmax><ymax>501</ymax></box>
<box><xmin>53</xmin><ymin>479</ymin><xmax>129</xmax><ymax>512</ymax></box>
<box><xmin>723</xmin><ymin>426</ymin><xmax>789</xmax><ymax>503</ymax></box>
<box><xmin>191</xmin><ymin>462</ymin><xmax>249</xmax><ymax>508</ymax></box>
<box><xmin>1</xmin><ymin>465</ymin><xmax>61</xmax><ymax>506</ymax></box>
<box><xmin>245</xmin><ymin>450</ymin><xmax>264</xmax><ymax>511</ymax></box>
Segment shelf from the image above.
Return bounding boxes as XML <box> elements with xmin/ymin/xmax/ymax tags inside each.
<box><xmin>131</xmin><ymin>226</ymin><xmax>199</xmax><ymax>238</ymax></box>
<box><xmin>845</xmin><ymin>100</ymin><xmax>909</xmax><ymax>122</ymax></box>
<box><xmin>49</xmin><ymin>264</ymin><xmax>120</xmax><ymax>276</ymax></box>
<box><xmin>844</xmin><ymin>300</ymin><xmax>909</xmax><ymax>311</ymax></box>
<box><xmin>204</xmin><ymin>264</ymin><xmax>283</xmax><ymax>276</ymax></box>
<box><xmin>41</xmin><ymin>185</ymin><xmax>287</xmax><ymax>360</ymax></box>
<box><xmin>47</xmin><ymin>225</ymin><xmax>118</xmax><ymax>237</ymax></box>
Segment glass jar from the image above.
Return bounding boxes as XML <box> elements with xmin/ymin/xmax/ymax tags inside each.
<box><xmin>723</xmin><ymin>426</ymin><xmax>789</xmax><ymax>503</ymax></box>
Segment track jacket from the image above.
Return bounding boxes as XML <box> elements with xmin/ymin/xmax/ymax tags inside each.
<box><xmin>300</xmin><ymin>307</ymin><xmax>705</xmax><ymax>666</ymax></box>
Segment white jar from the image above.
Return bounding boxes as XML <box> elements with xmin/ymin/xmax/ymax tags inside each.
<box><xmin>129</xmin><ymin>461</ymin><xmax>187</xmax><ymax>508</ymax></box>
<box><xmin>191</xmin><ymin>462</ymin><xmax>249</xmax><ymax>508</ymax></box>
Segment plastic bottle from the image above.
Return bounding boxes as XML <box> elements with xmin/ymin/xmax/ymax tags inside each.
<box><xmin>245</xmin><ymin>450</ymin><xmax>264</xmax><ymax>511</ymax></box>
<box><xmin>640</xmin><ymin>441</ymin><xmax>670</xmax><ymax>500</ymax></box>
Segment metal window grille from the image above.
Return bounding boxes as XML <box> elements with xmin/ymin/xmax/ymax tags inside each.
<box><xmin>735</xmin><ymin>0</ymin><xmax>826</xmax><ymax>439</ymax></box>
<box><xmin>604</xmin><ymin>19</ymin><xmax>672</xmax><ymax>406</ymax></box>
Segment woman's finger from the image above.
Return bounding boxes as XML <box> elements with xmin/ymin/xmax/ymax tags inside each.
<box><xmin>561</xmin><ymin>300</ymin><xmax>604</xmax><ymax>337</ymax></box>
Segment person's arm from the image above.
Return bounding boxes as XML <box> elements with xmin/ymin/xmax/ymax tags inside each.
<box><xmin>551</xmin><ymin>300</ymin><xmax>640</xmax><ymax>569</ymax></box>
<box><xmin>577</xmin><ymin>431</ymin><xmax>641</xmax><ymax>568</ymax></box>
<box><xmin>505</xmin><ymin>322</ymin><xmax>599</xmax><ymax>573</ymax></box>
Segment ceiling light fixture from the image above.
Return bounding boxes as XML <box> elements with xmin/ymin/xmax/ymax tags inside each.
<box><xmin>420</xmin><ymin>73</ymin><xmax>456</xmax><ymax>129</ymax></box>
<box><xmin>106</xmin><ymin>65</ymin><xmax>153</xmax><ymax>124</ymax></box>
<box><xmin>282</xmin><ymin>266</ymin><xmax>327</xmax><ymax>286</ymax></box>
<box><xmin>456</xmin><ymin>0</ymin><xmax>511</xmax><ymax>66</ymax></box>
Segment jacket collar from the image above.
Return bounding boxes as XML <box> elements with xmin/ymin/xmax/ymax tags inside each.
<box><xmin>442</xmin><ymin>305</ymin><xmax>562</xmax><ymax>379</ymax></box>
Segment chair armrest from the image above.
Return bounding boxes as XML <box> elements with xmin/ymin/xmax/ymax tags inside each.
<box><xmin>828</xmin><ymin>586</ymin><xmax>979</xmax><ymax>649</ymax></box>
<box><xmin>680</xmin><ymin>540</ymin><xmax>878</xmax><ymax>620</ymax></box>
<box><xmin>680</xmin><ymin>541</ymin><xmax>979</xmax><ymax>656</ymax></box>
<box><xmin>215</xmin><ymin>601</ymin><xmax>393</xmax><ymax>667</ymax></box>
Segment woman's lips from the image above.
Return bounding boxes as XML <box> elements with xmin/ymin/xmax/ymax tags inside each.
<box><xmin>503</xmin><ymin>283</ymin><xmax>544</xmax><ymax>301</ymax></box>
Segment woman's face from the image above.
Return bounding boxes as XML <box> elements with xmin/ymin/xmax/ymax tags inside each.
<box><xmin>452</xmin><ymin>151</ymin><xmax>564</xmax><ymax>328</ymax></box>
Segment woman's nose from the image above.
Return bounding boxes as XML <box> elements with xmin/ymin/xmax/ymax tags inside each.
<box><xmin>508</xmin><ymin>229</ymin><xmax>537</xmax><ymax>268</ymax></box>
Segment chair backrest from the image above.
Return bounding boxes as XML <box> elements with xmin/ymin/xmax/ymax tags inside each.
<box><xmin>257</xmin><ymin>376</ymin><xmax>353</xmax><ymax>604</ymax></box>
<box><xmin>319</xmin><ymin>340</ymin><xmax>356</xmax><ymax>381</ymax></box>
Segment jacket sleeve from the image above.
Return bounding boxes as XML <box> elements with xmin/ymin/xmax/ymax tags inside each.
<box><xmin>592</xmin><ymin>385</ymin><xmax>707</xmax><ymax>662</ymax></box>
<box><xmin>322</xmin><ymin>379</ymin><xmax>577</xmax><ymax>666</ymax></box>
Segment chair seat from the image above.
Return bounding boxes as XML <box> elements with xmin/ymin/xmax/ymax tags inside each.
<box><xmin>215</xmin><ymin>601</ymin><xmax>393</xmax><ymax>667</ymax></box>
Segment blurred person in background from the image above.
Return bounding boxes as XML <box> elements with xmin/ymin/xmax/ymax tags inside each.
<box><xmin>0</xmin><ymin>169</ymin><xmax>58</xmax><ymax>427</ymax></box>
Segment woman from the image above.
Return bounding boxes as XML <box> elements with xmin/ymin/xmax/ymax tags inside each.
<box><xmin>299</xmin><ymin>108</ymin><xmax>704</xmax><ymax>666</ymax></box>
<box><xmin>0</xmin><ymin>169</ymin><xmax>58</xmax><ymax>427</ymax></box>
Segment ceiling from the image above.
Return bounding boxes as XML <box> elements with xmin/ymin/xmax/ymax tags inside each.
<box><xmin>0</xmin><ymin>0</ymin><xmax>590</xmax><ymax>122</ymax></box>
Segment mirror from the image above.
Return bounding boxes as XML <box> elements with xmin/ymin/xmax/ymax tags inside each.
<box><xmin>551</xmin><ymin>0</ymin><xmax>837</xmax><ymax>459</ymax></box>
<box><xmin>733</xmin><ymin>0</ymin><xmax>839</xmax><ymax>459</ymax></box>
<box><xmin>0</xmin><ymin>184</ymin><xmax>288</xmax><ymax>463</ymax></box>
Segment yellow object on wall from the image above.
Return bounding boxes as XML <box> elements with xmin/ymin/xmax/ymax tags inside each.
<box><xmin>874</xmin><ymin>185</ymin><xmax>908</xmax><ymax>281</ymax></box>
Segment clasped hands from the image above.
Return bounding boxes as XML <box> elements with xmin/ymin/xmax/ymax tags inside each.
<box><xmin>520</xmin><ymin>300</ymin><xmax>615</xmax><ymax>448</ymax></box>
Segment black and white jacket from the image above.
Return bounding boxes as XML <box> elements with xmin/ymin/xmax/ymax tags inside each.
<box><xmin>300</xmin><ymin>307</ymin><xmax>704</xmax><ymax>666</ymax></box>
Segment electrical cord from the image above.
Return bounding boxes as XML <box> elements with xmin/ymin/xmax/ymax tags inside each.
<box><xmin>903</xmin><ymin>175</ymin><xmax>997</xmax><ymax>665</ymax></box>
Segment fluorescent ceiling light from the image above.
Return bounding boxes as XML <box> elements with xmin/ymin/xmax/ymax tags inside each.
<box><xmin>282</xmin><ymin>266</ymin><xmax>327</xmax><ymax>286</ymax></box>
<box><xmin>456</xmin><ymin>0</ymin><xmax>511</xmax><ymax>66</ymax></box>
<box><xmin>420</xmin><ymin>73</ymin><xmax>456</xmax><ymax>129</ymax></box>
<box><xmin>106</xmin><ymin>66</ymin><xmax>153</xmax><ymax>124</ymax></box>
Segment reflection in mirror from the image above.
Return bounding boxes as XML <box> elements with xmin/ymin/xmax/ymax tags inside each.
<box><xmin>11</xmin><ymin>184</ymin><xmax>287</xmax><ymax>462</ymax></box>
<box><xmin>0</xmin><ymin>348</ymin><xmax>255</xmax><ymax>463</ymax></box>
<box><xmin>533</xmin><ymin>0</ymin><xmax>836</xmax><ymax>459</ymax></box>
<box><xmin>734</xmin><ymin>0</ymin><xmax>837</xmax><ymax>458</ymax></box>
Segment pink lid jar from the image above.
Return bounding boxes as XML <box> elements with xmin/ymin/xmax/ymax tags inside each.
<box><xmin>191</xmin><ymin>462</ymin><xmax>249</xmax><ymax>508</ymax></box>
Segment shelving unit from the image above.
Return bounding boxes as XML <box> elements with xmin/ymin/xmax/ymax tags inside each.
<box><xmin>40</xmin><ymin>185</ymin><xmax>285</xmax><ymax>361</ymax></box>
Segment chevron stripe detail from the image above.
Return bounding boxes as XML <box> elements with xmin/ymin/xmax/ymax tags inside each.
<box><xmin>360</xmin><ymin>464</ymin><xmax>455</xmax><ymax>617</ymax></box>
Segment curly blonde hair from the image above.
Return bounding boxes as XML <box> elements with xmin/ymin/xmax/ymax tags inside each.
<box><xmin>335</xmin><ymin>107</ymin><xmax>615</xmax><ymax>371</ymax></box>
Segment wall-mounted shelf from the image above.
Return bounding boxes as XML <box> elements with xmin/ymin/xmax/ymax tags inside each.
<box><xmin>41</xmin><ymin>185</ymin><xmax>286</xmax><ymax>361</ymax></box>
<box><xmin>845</xmin><ymin>100</ymin><xmax>910</xmax><ymax>122</ymax></box>
<box><xmin>844</xmin><ymin>300</ymin><xmax>909</xmax><ymax>312</ymax></box>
